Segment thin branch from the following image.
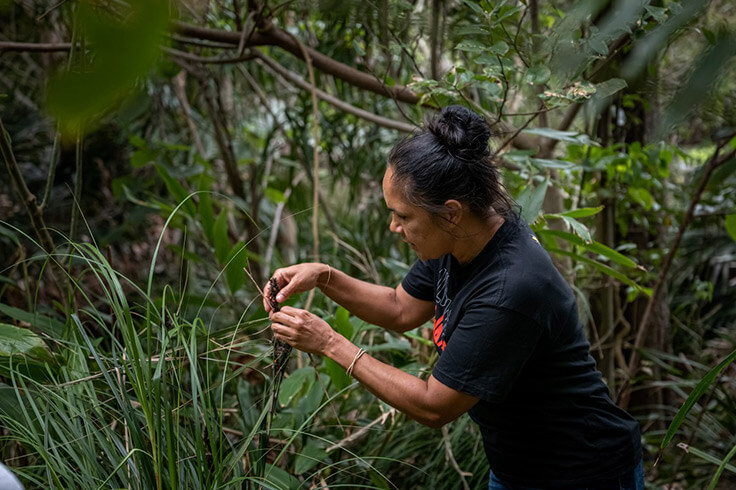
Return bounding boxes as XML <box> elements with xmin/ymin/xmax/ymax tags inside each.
<box><xmin>254</xmin><ymin>51</ymin><xmax>416</xmax><ymax>133</ymax></box>
<box><xmin>617</xmin><ymin>140</ymin><xmax>736</xmax><ymax>410</ymax></box>
<box><xmin>280</xmin><ymin>29</ymin><xmax>320</xmax><ymax>309</ymax></box>
<box><xmin>0</xmin><ymin>41</ymin><xmax>72</xmax><ymax>55</ymax></box>
<box><xmin>0</xmin><ymin>116</ymin><xmax>56</xmax><ymax>256</ymax></box>
<box><xmin>163</xmin><ymin>46</ymin><xmax>255</xmax><ymax>64</ymax></box>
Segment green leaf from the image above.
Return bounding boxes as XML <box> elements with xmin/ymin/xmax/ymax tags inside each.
<box><xmin>0</xmin><ymin>304</ymin><xmax>64</xmax><ymax>337</ymax></box>
<box><xmin>589</xmin><ymin>37</ymin><xmax>609</xmax><ymax>56</ymax></box>
<box><xmin>549</xmin><ymin>248</ymin><xmax>648</xmax><ymax>295</ymax></box>
<box><xmin>324</xmin><ymin>357</ymin><xmax>351</xmax><ymax>391</ymax></box>
<box><xmin>562</xmin><ymin>215</ymin><xmax>591</xmax><ymax>243</ymax></box>
<box><xmin>456</xmin><ymin>40</ymin><xmax>485</xmax><ymax>53</ymax></box>
<box><xmin>0</xmin><ymin>224</ymin><xmax>20</xmax><ymax>245</ymax></box>
<box><xmin>213</xmin><ymin>211</ymin><xmax>230</xmax><ymax>264</ymax></box>
<box><xmin>294</xmin><ymin>439</ymin><xmax>328</xmax><ymax>475</ymax></box>
<box><xmin>521</xmin><ymin>128</ymin><xmax>598</xmax><ymax>146</ymax></box>
<box><xmin>263</xmin><ymin>463</ymin><xmax>302</xmax><ymax>489</ymax></box>
<box><xmin>593</xmin><ymin>78</ymin><xmax>628</xmax><ymax>99</ymax></box>
<box><xmin>155</xmin><ymin>164</ymin><xmax>196</xmax><ymax>216</ymax></box>
<box><xmin>708</xmin><ymin>444</ymin><xmax>736</xmax><ymax>489</ymax></box>
<box><xmin>529</xmin><ymin>158</ymin><xmax>576</xmax><ymax>169</ymax></box>
<box><xmin>489</xmin><ymin>41</ymin><xmax>509</xmax><ymax>56</ymax></box>
<box><xmin>265</xmin><ymin>187</ymin><xmax>286</xmax><ymax>204</ymax></box>
<box><xmin>661</xmin><ymin>347</ymin><xmax>736</xmax><ymax>451</ymax></box>
<box><xmin>525</xmin><ymin>65</ymin><xmax>551</xmax><ymax>85</ymax></box>
<box><xmin>0</xmin><ymin>323</ymin><xmax>52</xmax><ymax>359</ymax></box>
<box><xmin>537</xmin><ymin>229</ymin><xmax>638</xmax><ymax>268</ymax></box>
<box><xmin>556</xmin><ymin>206</ymin><xmax>604</xmax><ymax>219</ymax></box>
<box><xmin>462</xmin><ymin>0</ymin><xmax>485</xmax><ymax>15</ymax></box>
<box><xmin>224</xmin><ymin>242</ymin><xmax>248</xmax><ymax>293</ymax></box>
<box><xmin>278</xmin><ymin>367</ymin><xmax>315</xmax><ymax>407</ymax></box>
<box><xmin>517</xmin><ymin>177</ymin><xmax>549</xmax><ymax>224</ymax></box>
<box><xmin>628</xmin><ymin>187</ymin><xmax>654</xmax><ymax>210</ymax></box>
<box><xmin>725</xmin><ymin>214</ymin><xmax>736</xmax><ymax>243</ymax></box>
<box><xmin>334</xmin><ymin>307</ymin><xmax>354</xmax><ymax>340</ymax></box>
<box><xmin>46</xmin><ymin>0</ymin><xmax>171</xmax><ymax>136</ymax></box>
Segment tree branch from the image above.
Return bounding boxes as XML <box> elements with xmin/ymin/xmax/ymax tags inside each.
<box><xmin>254</xmin><ymin>51</ymin><xmax>416</xmax><ymax>133</ymax></box>
<box><xmin>617</xmin><ymin>139</ymin><xmax>736</xmax><ymax>410</ymax></box>
<box><xmin>0</xmin><ymin>116</ymin><xmax>56</xmax><ymax>255</ymax></box>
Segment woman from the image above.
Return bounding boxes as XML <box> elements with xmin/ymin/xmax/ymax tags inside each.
<box><xmin>265</xmin><ymin>105</ymin><xmax>644</xmax><ymax>489</ymax></box>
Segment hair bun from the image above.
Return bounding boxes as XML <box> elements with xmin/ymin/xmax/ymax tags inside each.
<box><xmin>428</xmin><ymin>105</ymin><xmax>491</xmax><ymax>161</ymax></box>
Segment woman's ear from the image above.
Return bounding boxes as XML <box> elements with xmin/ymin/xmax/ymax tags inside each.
<box><xmin>443</xmin><ymin>199</ymin><xmax>463</xmax><ymax>225</ymax></box>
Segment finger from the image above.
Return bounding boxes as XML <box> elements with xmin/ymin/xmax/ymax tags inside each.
<box><xmin>271</xmin><ymin>322</ymin><xmax>294</xmax><ymax>344</ymax></box>
<box><xmin>270</xmin><ymin>309</ymin><xmax>298</xmax><ymax>325</ymax></box>
<box><xmin>278</xmin><ymin>306</ymin><xmax>308</xmax><ymax>317</ymax></box>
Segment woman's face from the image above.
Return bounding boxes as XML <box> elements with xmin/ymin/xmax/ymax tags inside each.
<box><xmin>382</xmin><ymin>166</ymin><xmax>454</xmax><ymax>261</ymax></box>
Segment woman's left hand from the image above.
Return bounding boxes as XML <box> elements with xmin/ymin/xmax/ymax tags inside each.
<box><xmin>269</xmin><ymin>306</ymin><xmax>336</xmax><ymax>355</ymax></box>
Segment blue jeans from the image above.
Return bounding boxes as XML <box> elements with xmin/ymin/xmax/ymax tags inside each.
<box><xmin>489</xmin><ymin>460</ymin><xmax>644</xmax><ymax>490</ymax></box>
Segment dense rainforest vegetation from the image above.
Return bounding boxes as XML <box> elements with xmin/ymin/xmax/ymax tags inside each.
<box><xmin>1</xmin><ymin>0</ymin><xmax>735</xmax><ymax>488</ymax></box>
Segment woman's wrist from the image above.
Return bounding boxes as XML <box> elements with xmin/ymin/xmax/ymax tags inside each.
<box><xmin>316</xmin><ymin>263</ymin><xmax>332</xmax><ymax>290</ymax></box>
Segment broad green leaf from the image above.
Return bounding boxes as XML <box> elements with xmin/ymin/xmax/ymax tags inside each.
<box><xmin>521</xmin><ymin>128</ymin><xmax>598</xmax><ymax>146</ymax></box>
<box><xmin>594</xmin><ymin>78</ymin><xmax>628</xmax><ymax>99</ymax></box>
<box><xmin>294</xmin><ymin>439</ymin><xmax>328</xmax><ymax>475</ymax></box>
<box><xmin>725</xmin><ymin>214</ymin><xmax>736</xmax><ymax>243</ymax></box>
<box><xmin>265</xmin><ymin>187</ymin><xmax>286</xmax><ymax>204</ymax></box>
<box><xmin>0</xmin><ymin>304</ymin><xmax>64</xmax><ymax>337</ymax></box>
<box><xmin>0</xmin><ymin>323</ymin><xmax>51</xmax><ymax>359</ymax></box>
<box><xmin>155</xmin><ymin>164</ymin><xmax>196</xmax><ymax>216</ymax></box>
<box><xmin>224</xmin><ymin>242</ymin><xmax>248</xmax><ymax>293</ymax></box>
<box><xmin>549</xmin><ymin>249</ymin><xmax>649</xmax><ymax>296</ymax></box>
<box><xmin>335</xmin><ymin>307</ymin><xmax>354</xmax><ymax>340</ymax></box>
<box><xmin>489</xmin><ymin>41</ymin><xmax>509</xmax><ymax>56</ymax></box>
<box><xmin>213</xmin><ymin>211</ymin><xmax>230</xmax><ymax>264</ymax></box>
<box><xmin>661</xmin><ymin>347</ymin><xmax>736</xmax><ymax>451</ymax></box>
<box><xmin>556</xmin><ymin>206</ymin><xmax>604</xmax><ymax>219</ymax></box>
<box><xmin>263</xmin><ymin>463</ymin><xmax>302</xmax><ymax>489</ymax></box>
<box><xmin>278</xmin><ymin>366</ymin><xmax>315</xmax><ymax>407</ymax></box>
<box><xmin>537</xmin><ymin>229</ymin><xmax>638</xmax><ymax>268</ymax></box>
<box><xmin>517</xmin><ymin>177</ymin><xmax>549</xmax><ymax>224</ymax></box>
<box><xmin>529</xmin><ymin>158</ymin><xmax>576</xmax><ymax>169</ymax></box>
<box><xmin>297</xmin><ymin>376</ymin><xmax>325</xmax><ymax>414</ymax></box>
<box><xmin>462</xmin><ymin>0</ymin><xmax>485</xmax><ymax>15</ymax></box>
<box><xmin>628</xmin><ymin>187</ymin><xmax>654</xmax><ymax>210</ymax></box>
<box><xmin>324</xmin><ymin>356</ymin><xmax>351</xmax><ymax>391</ymax></box>
<box><xmin>46</xmin><ymin>0</ymin><xmax>171</xmax><ymax>136</ymax></box>
<box><xmin>526</xmin><ymin>65</ymin><xmax>551</xmax><ymax>85</ymax></box>
<box><xmin>548</xmin><ymin>215</ymin><xmax>592</xmax><ymax>243</ymax></box>
<box><xmin>456</xmin><ymin>40</ymin><xmax>485</xmax><ymax>53</ymax></box>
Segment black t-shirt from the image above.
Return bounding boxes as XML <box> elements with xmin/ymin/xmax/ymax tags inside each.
<box><xmin>402</xmin><ymin>216</ymin><xmax>642</xmax><ymax>488</ymax></box>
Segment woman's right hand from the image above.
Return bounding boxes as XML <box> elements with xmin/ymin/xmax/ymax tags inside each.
<box><xmin>263</xmin><ymin>263</ymin><xmax>330</xmax><ymax>312</ymax></box>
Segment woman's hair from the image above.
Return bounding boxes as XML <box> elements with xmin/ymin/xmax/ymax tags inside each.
<box><xmin>387</xmin><ymin>105</ymin><xmax>514</xmax><ymax>219</ymax></box>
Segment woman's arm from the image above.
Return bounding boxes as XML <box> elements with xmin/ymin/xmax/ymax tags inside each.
<box><xmin>264</xmin><ymin>263</ymin><xmax>434</xmax><ymax>333</ymax></box>
<box><xmin>270</xmin><ymin>306</ymin><xmax>478</xmax><ymax>427</ymax></box>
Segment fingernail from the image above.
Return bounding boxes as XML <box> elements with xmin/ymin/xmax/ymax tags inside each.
<box><xmin>276</xmin><ymin>293</ymin><xmax>284</xmax><ymax>302</ymax></box>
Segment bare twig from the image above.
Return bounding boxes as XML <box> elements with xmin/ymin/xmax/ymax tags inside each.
<box><xmin>441</xmin><ymin>425</ymin><xmax>472</xmax><ymax>490</ymax></box>
<box><xmin>326</xmin><ymin>408</ymin><xmax>396</xmax><ymax>453</ymax></box>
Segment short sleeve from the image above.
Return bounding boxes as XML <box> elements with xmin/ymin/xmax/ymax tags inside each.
<box><xmin>432</xmin><ymin>304</ymin><xmax>542</xmax><ymax>403</ymax></box>
<box><xmin>401</xmin><ymin>259</ymin><xmax>435</xmax><ymax>302</ymax></box>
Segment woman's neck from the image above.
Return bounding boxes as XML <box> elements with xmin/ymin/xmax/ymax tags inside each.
<box><xmin>452</xmin><ymin>213</ymin><xmax>506</xmax><ymax>265</ymax></box>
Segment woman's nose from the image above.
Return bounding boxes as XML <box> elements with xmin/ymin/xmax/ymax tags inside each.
<box><xmin>389</xmin><ymin>216</ymin><xmax>401</xmax><ymax>233</ymax></box>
